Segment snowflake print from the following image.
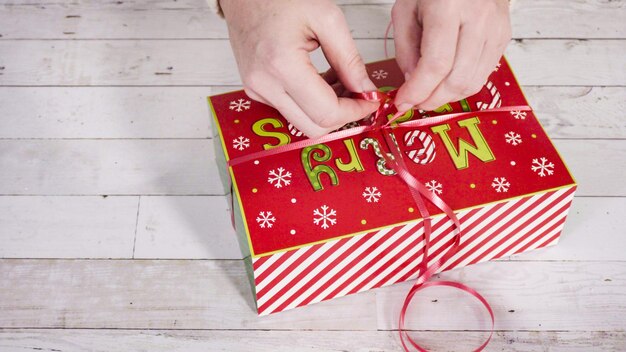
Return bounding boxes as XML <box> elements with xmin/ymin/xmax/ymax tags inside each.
<box><xmin>229</xmin><ymin>98</ymin><xmax>251</xmax><ymax>112</ymax></box>
<box><xmin>313</xmin><ymin>205</ymin><xmax>337</xmax><ymax>230</ymax></box>
<box><xmin>232</xmin><ymin>136</ymin><xmax>250</xmax><ymax>151</ymax></box>
<box><xmin>371</xmin><ymin>69</ymin><xmax>388</xmax><ymax>80</ymax></box>
<box><xmin>267</xmin><ymin>167</ymin><xmax>292</xmax><ymax>188</ymax></box>
<box><xmin>510</xmin><ymin>110</ymin><xmax>527</xmax><ymax>120</ymax></box>
<box><xmin>493</xmin><ymin>62</ymin><xmax>502</xmax><ymax>72</ymax></box>
<box><xmin>256</xmin><ymin>211</ymin><xmax>276</xmax><ymax>228</ymax></box>
<box><xmin>505</xmin><ymin>131</ymin><xmax>522</xmax><ymax>146</ymax></box>
<box><xmin>491</xmin><ymin>177</ymin><xmax>511</xmax><ymax>193</ymax></box>
<box><xmin>362</xmin><ymin>187</ymin><xmax>382</xmax><ymax>203</ymax></box>
<box><xmin>531</xmin><ymin>157</ymin><xmax>555</xmax><ymax>177</ymax></box>
<box><xmin>425</xmin><ymin>180</ymin><xmax>443</xmax><ymax>195</ymax></box>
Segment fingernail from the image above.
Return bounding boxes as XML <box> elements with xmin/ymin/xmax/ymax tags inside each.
<box><xmin>361</xmin><ymin>78</ymin><xmax>378</xmax><ymax>92</ymax></box>
<box><xmin>396</xmin><ymin>103</ymin><xmax>413</xmax><ymax>113</ymax></box>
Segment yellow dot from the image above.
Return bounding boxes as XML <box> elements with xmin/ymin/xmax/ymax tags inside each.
<box><xmin>470</xmin><ymin>183</ymin><xmax>476</xmax><ymax>189</ymax></box>
<box><xmin>408</xmin><ymin>207</ymin><xmax>415</xmax><ymax>213</ymax></box>
<box><xmin>361</xmin><ymin>219</ymin><xmax>367</xmax><ymax>225</ymax></box>
<box><xmin>234</xmin><ymin>119</ymin><xmax>240</xmax><ymax>124</ymax></box>
<box><xmin>252</xmin><ymin>188</ymin><xmax>258</xmax><ymax>193</ymax></box>
<box><xmin>492</xmin><ymin>120</ymin><xmax>498</xmax><ymax>124</ymax></box>
<box><xmin>531</xmin><ymin>133</ymin><xmax>537</xmax><ymax>139</ymax></box>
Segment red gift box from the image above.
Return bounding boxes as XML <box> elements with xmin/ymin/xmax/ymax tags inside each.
<box><xmin>208</xmin><ymin>58</ymin><xmax>576</xmax><ymax>316</ymax></box>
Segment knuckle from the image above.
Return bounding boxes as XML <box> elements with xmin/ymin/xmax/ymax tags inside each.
<box><xmin>446</xmin><ymin>74</ymin><xmax>471</xmax><ymax>93</ymax></box>
<box><xmin>323</xmin><ymin>5</ymin><xmax>345</xmax><ymax>26</ymax></box>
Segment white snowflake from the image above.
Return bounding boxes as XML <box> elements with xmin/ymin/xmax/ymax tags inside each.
<box><xmin>256</xmin><ymin>211</ymin><xmax>276</xmax><ymax>228</ymax></box>
<box><xmin>531</xmin><ymin>157</ymin><xmax>555</xmax><ymax>177</ymax></box>
<box><xmin>371</xmin><ymin>69</ymin><xmax>388</xmax><ymax>80</ymax></box>
<box><xmin>362</xmin><ymin>186</ymin><xmax>381</xmax><ymax>203</ymax></box>
<box><xmin>229</xmin><ymin>98</ymin><xmax>251</xmax><ymax>112</ymax></box>
<box><xmin>267</xmin><ymin>167</ymin><xmax>292</xmax><ymax>188</ymax></box>
<box><xmin>504</xmin><ymin>131</ymin><xmax>522</xmax><ymax>146</ymax></box>
<box><xmin>493</xmin><ymin>62</ymin><xmax>502</xmax><ymax>72</ymax></box>
<box><xmin>491</xmin><ymin>177</ymin><xmax>511</xmax><ymax>193</ymax></box>
<box><xmin>510</xmin><ymin>110</ymin><xmax>527</xmax><ymax>120</ymax></box>
<box><xmin>313</xmin><ymin>205</ymin><xmax>337</xmax><ymax>230</ymax></box>
<box><xmin>232</xmin><ymin>136</ymin><xmax>250</xmax><ymax>151</ymax></box>
<box><xmin>425</xmin><ymin>180</ymin><xmax>443</xmax><ymax>195</ymax></box>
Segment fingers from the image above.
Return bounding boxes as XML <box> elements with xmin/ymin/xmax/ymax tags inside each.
<box><xmin>391</xmin><ymin>1</ymin><xmax>422</xmax><ymax>75</ymax></box>
<box><xmin>280</xmin><ymin>55</ymin><xmax>379</xmax><ymax>134</ymax></box>
<box><xmin>394</xmin><ymin>9</ymin><xmax>460</xmax><ymax>112</ymax></box>
<box><xmin>313</xmin><ymin>7</ymin><xmax>377</xmax><ymax>93</ymax></box>
<box><xmin>418</xmin><ymin>23</ymin><xmax>486</xmax><ymax>110</ymax></box>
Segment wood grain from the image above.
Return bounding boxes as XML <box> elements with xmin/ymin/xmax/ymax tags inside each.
<box><xmin>0</xmin><ymin>259</ymin><xmax>622</xmax><ymax>331</ymax></box>
<box><xmin>0</xmin><ymin>139</ymin><xmax>622</xmax><ymax>196</ymax></box>
<box><xmin>1</xmin><ymin>86</ymin><xmax>623</xmax><ymax>139</ymax></box>
<box><xmin>0</xmin><ymin>329</ymin><xmax>624</xmax><ymax>352</ymax></box>
<box><xmin>1</xmin><ymin>0</ymin><xmax>623</xmax><ymax>39</ymax></box>
<box><xmin>0</xmin><ymin>196</ymin><xmax>138</xmax><ymax>258</ymax></box>
<box><xmin>0</xmin><ymin>259</ymin><xmax>377</xmax><ymax>330</ymax></box>
<box><xmin>0</xmin><ymin>40</ymin><xmax>623</xmax><ymax>86</ymax></box>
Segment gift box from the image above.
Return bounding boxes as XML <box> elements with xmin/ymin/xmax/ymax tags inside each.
<box><xmin>208</xmin><ymin>58</ymin><xmax>576</xmax><ymax>316</ymax></box>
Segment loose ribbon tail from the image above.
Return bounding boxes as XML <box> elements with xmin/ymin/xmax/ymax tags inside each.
<box><xmin>354</xmin><ymin>91</ymin><xmax>498</xmax><ymax>352</ymax></box>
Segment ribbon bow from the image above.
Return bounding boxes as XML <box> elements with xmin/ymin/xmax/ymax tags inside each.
<box><xmin>228</xmin><ymin>88</ymin><xmax>532</xmax><ymax>351</ymax></box>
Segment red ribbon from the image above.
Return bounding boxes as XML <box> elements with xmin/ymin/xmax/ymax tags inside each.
<box><xmin>226</xmin><ymin>89</ymin><xmax>531</xmax><ymax>351</ymax></box>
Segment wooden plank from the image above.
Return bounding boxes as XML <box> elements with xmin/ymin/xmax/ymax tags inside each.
<box><xmin>1</xmin><ymin>86</ymin><xmax>623</xmax><ymax>139</ymax></box>
<box><xmin>0</xmin><ymin>259</ymin><xmax>622</xmax><ymax>331</ymax></box>
<box><xmin>133</xmin><ymin>195</ymin><xmax>242</xmax><ymax>259</ymax></box>
<box><xmin>524</xmin><ymin>86</ymin><xmax>626</xmax><ymax>139</ymax></box>
<box><xmin>1</xmin><ymin>1</ymin><xmax>624</xmax><ymax>39</ymax></box>
<box><xmin>0</xmin><ymin>259</ymin><xmax>377</xmax><ymax>330</ymax></box>
<box><xmin>0</xmin><ymin>40</ymin><xmax>623</xmax><ymax>86</ymax></box>
<box><xmin>0</xmin><ymin>195</ymin><xmax>622</xmax><ymax>261</ymax></box>
<box><xmin>0</xmin><ymin>87</ymin><xmax>214</xmax><ymax>139</ymax></box>
<box><xmin>0</xmin><ymin>139</ymin><xmax>220</xmax><ymax>195</ymax></box>
<box><xmin>0</xmin><ymin>329</ymin><xmax>624</xmax><ymax>352</ymax></box>
<box><xmin>0</xmin><ymin>196</ymin><xmax>138</xmax><ymax>259</ymax></box>
<box><xmin>376</xmin><ymin>260</ymin><xmax>626</xmax><ymax>331</ymax></box>
<box><xmin>132</xmin><ymin>196</ymin><xmax>625</xmax><ymax>261</ymax></box>
<box><xmin>0</xmin><ymin>139</ymin><xmax>622</xmax><ymax>196</ymax></box>
<box><xmin>509</xmin><ymin>197</ymin><xmax>626</xmax><ymax>262</ymax></box>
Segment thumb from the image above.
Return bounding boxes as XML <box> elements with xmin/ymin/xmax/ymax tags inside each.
<box><xmin>313</xmin><ymin>9</ymin><xmax>377</xmax><ymax>93</ymax></box>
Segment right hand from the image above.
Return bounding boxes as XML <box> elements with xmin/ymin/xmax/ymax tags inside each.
<box><xmin>220</xmin><ymin>0</ymin><xmax>380</xmax><ymax>138</ymax></box>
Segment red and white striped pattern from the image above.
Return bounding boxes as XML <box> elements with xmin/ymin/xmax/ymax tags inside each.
<box><xmin>252</xmin><ymin>185</ymin><xmax>576</xmax><ymax>315</ymax></box>
<box><xmin>476</xmin><ymin>81</ymin><xmax>502</xmax><ymax>110</ymax></box>
<box><xmin>403</xmin><ymin>130</ymin><xmax>436</xmax><ymax>164</ymax></box>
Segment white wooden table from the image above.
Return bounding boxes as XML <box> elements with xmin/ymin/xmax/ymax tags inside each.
<box><xmin>0</xmin><ymin>0</ymin><xmax>624</xmax><ymax>350</ymax></box>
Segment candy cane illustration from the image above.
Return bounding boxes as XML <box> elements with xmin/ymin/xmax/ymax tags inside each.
<box><xmin>287</xmin><ymin>123</ymin><xmax>304</xmax><ymax>137</ymax></box>
<box><xmin>360</xmin><ymin>137</ymin><xmax>396</xmax><ymax>176</ymax></box>
<box><xmin>476</xmin><ymin>80</ymin><xmax>502</xmax><ymax>110</ymax></box>
<box><xmin>403</xmin><ymin>130</ymin><xmax>436</xmax><ymax>164</ymax></box>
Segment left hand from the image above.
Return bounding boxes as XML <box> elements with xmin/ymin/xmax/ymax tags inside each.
<box><xmin>392</xmin><ymin>0</ymin><xmax>512</xmax><ymax>112</ymax></box>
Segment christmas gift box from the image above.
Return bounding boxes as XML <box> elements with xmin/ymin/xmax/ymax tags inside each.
<box><xmin>208</xmin><ymin>58</ymin><xmax>576</xmax><ymax>316</ymax></box>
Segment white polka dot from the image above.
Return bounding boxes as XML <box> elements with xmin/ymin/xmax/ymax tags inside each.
<box><xmin>510</xmin><ymin>161</ymin><xmax>516</xmax><ymax>166</ymax></box>
<box><xmin>290</xmin><ymin>229</ymin><xmax>296</xmax><ymax>235</ymax></box>
<box><xmin>505</xmin><ymin>82</ymin><xmax>510</xmax><ymax>86</ymax></box>
<box><xmin>291</xmin><ymin>198</ymin><xmax>297</xmax><ymax>203</ymax></box>
<box><xmin>253</xmin><ymin>160</ymin><xmax>259</xmax><ymax>165</ymax></box>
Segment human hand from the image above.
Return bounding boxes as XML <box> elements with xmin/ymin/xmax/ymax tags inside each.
<box><xmin>220</xmin><ymin>0</ymin><xmax>380</xmax><ymax>138</ymax></box>
<box><xmin>392</xmin><ymin>0</ymin><xmax>512</xmax><ymax>112</ymax></box>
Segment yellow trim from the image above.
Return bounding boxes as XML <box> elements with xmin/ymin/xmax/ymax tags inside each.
<box><xmin>250</xmin><ymin>183</ymin><xmax>577</xmax><ymax>258</ymax></box>
<box><xmin>503</xmin><ymin>56</ymin><xmax>578</xmax><ymax>186</ymax></box>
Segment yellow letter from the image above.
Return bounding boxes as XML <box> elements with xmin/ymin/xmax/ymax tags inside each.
<box><xmin>431</xmin><ymin>117</ymin><xmax>495</xmax><ymax>170</ymax></box>
<box><xmin>335</xmin><ymin>139</ymin><xmax>364</xmax><ymax>172</ymax></box>
<box><xmin>252</xmin><ymin>118</ymin><xmax>291</xmax><ymax>150</ymax></box>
